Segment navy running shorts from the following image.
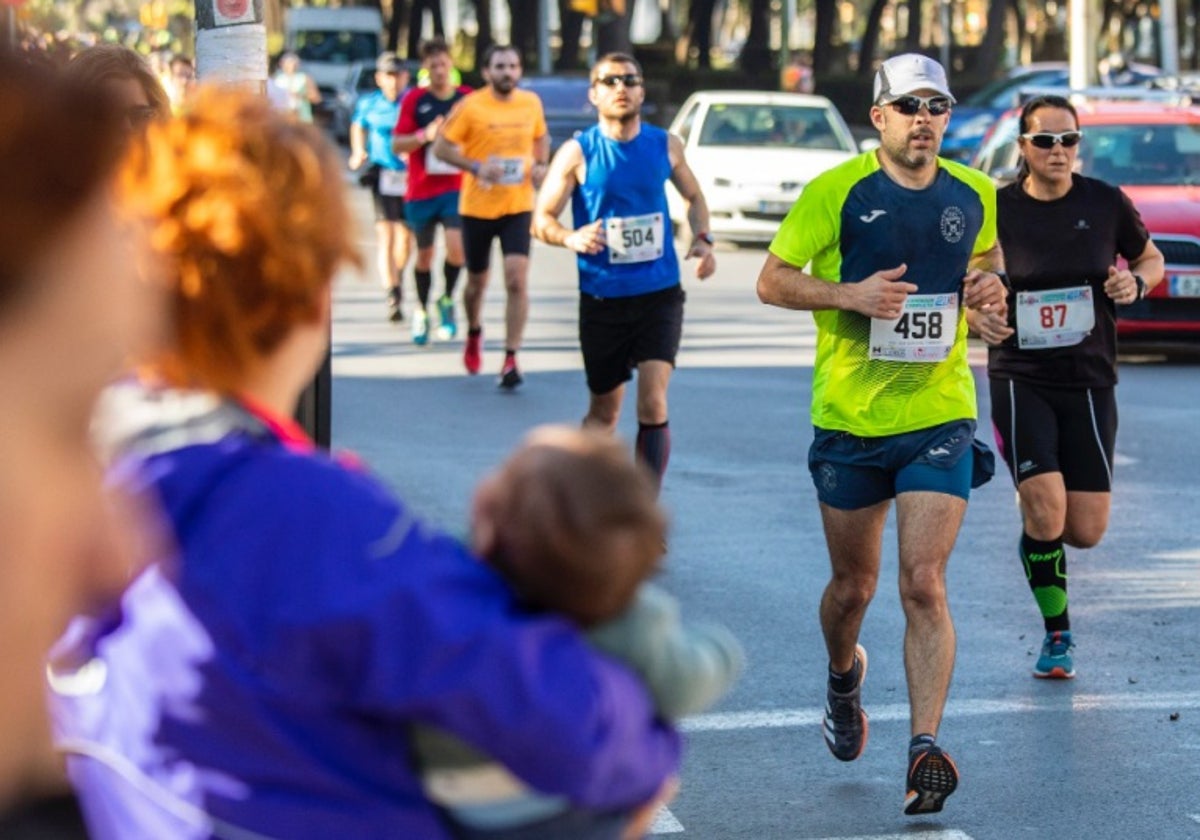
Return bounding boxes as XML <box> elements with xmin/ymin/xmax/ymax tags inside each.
<box><xmin>578</xmin><ymin>285</ymin><xmax>685</xmax><ymax>395</ymax></box>
<box><xmin>405</xmin><ymin>192</ymin><xmax>462</xmax><ymax>249</ymax></box>
<box><xmin>990</xmin><ymin>377</ymin><xmax>1117</xmax><ymax>492</ymax></box>
<box><xmin>461</xmin><ymin>212</ymin><xmax>532</xmax><ymax>273</ymax></box>
<box><xmin>808</xmin><ymin>419</ymin><xmax>994</xmax><ymax>510</ymax></box>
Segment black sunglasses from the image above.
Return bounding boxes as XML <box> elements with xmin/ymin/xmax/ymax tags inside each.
<box><xmin>595</xmin><ymin>73</ymin><xmax>643</xmax><ymax>89</ymax></box>
<box><xmin>1021</xmin><ymin>131</ymin><xmax>1083</xmax><ymax>149</ymax></box>
<box><xmin>885</xmin><ymin>95</ymin><xmax>952</xmax><ymax>116</ymax></box>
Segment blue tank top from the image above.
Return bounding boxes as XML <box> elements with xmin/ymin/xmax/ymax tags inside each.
<box><xmin>572</xmin><ymin>124</ymin><xmax>679</xmax><ymax>298</ymax></box>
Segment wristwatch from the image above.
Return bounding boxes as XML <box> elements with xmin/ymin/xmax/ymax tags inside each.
<box><xmin>695</xmin><ymin>231</ymin><xmax>714</xmax><ymax>245</ymax></box>
<box><xmin>1134</xmin><ymin>274</ymin><xmax>1147</xmax><ymax>300</ymax></box>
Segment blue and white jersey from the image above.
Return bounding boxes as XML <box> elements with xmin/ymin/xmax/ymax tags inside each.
<box><xmin>572</xmin><ymin>124</ymin><xmax>679</xmax><ymax>298</ymax></box>
<box><xmin>352</xmin><ymin>89</ymin><xmax>405</xmax><ymax>171</ymax></box>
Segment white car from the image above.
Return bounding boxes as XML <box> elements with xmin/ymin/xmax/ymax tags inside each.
<box><xmin>668</xmin><ymin>91</ymin><xmax>859</xmax><ymax>244</ymax></box>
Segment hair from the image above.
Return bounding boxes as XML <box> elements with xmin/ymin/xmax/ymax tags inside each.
<box><xmin>487</xmin><ymin>428</ymin><xmax>667</xmax><ymax>627</ymax></box>
<box><xmin>1016</xmin><ymin>94</ymin><xmax>1079</xmax><ymax>180</ymax></box>
<box><xmin>419</xmin><ymin>37</ymin><xmax>451</xmax><ymax>61</ymax></box>
<box><xmin>63</xmin><ymin>44</ymin><xmax>171</xmax><ymax>118</ymax></box>
<box><xmin>482</xmin><ymin>43</ymin><xmax>519</xmax><ymax>69</ymax></box>
<box><xmin>117</xmin><ymin>88</ymin><xmax>362</xmax><ymax>393</ymax></box>
<box><xmin>0</xmin><ymin>55</ymin><xmax>125</xmax><ymax>316</ymax></box>
<box><xmin>590</xmin><ymin>52</ymin><xmax>642</xmax><ymax>83</ymax></box>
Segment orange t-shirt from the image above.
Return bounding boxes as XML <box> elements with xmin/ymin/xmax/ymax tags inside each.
<box><xmin>440</xmin><ymin>88</ymin><xmax>547</xmax><ymax>219</ymax></box>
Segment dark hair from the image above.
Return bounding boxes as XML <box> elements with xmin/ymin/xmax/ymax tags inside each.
<box><xmin>419</xmin><ymin>37</ymin><xmax>451</xmax><ymax>61</ymax></box>
<box><xmin>1016</xmin><ymin>95</ymin><xmax>1079</xmax><ymax>180</ymax></box>
<box><xmin>591</xmin><ymin>52</ymin><xmax>642</xmax><ymax>83</ymax></box>
<box><xmin>63</xmin><ymin>44</ymin><xmax>171</xmax><ymax>118</ymax></box>
<box><xmin>0</xmin><ymin>55</ymin><xmax>125</xmax><ymax>314</ymax></box>
<box><xmin>482</xmin><ymin>43</ymin><xmax>519</xmax><ymax>69</ymax></box>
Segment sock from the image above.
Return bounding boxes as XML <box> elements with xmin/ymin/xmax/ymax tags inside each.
<box><xmin>909</xmin><ymin>733</ymin><xmax>937</xmax><ymax>756</ymax></box>
<box><xmin>442</xmin><ymin>262</ymin><xmax>462</xmax><ymax>299</ymax></box>
<box><xmin>415</xmin><ymin>270</ymin><xmax>432</xmax><ymax>307</ymax></box>
<box><xmin>635</xmin><ymin>421</ymin><xmax>671</xmax><ymax>492</ymax></box>
<box><xmin>828</xmin><ymin>657</ymin><xmax>861</xmax><ymax>694</ymax></box>
<box><xmin>387</xmin><ymin>285</ymin><xmax>401</xmax><ymax>302</ymax></box>
<box><xmin>1020</xmin><ymin>532</ymin><xmax>1069</xmax><ymax>632</ymax></box>
<box><xmin>468</xmin><ymin>327</ymin><xmax>482</xmax><ymax>337</ymax></box>
<box><xmin>502</xmin><ymin>349</ymin><xmax>517</xmax><ymax>368</ymax></box>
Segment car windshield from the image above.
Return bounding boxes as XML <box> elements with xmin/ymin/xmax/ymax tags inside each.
<box><xmin>1083</xmin><ymin>123</ymin><xmax>1200</xmax><ymax>185</ymax></box>
<box><xmin>521</xmin><ymin>80</ymin><xmax>593</xmax><ymax>113</ymax></box>
<box><xmin>964</xmin><ymin>70</ymin><xmax>1066</xmax><ymax>109</ymax></box>
<box><xmin>698</xmin><ymin>104</ymin><xmax>851</xmax><ymax>150</ymax></box>
<box><xmin>294</xmin><ymin>31</ymin><xmax>378</xmax><ymax>65</ymax></box>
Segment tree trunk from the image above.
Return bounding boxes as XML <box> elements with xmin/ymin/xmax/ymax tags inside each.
<box><xmin>688</xmin><ymin>0</ymin><xmax>717</xmax><ymax>69</ymax></box>
<box><xmin>555</xmin><ymin>0</ymin><xmax>586</xmax><ymax>71</ymax></box>
<box><xmin>508</xmin><ymin>0</ymin><xmax>537</xmax><ymax>66</ymax></box>
<box><xmin>595</xmin><ymin>7</ymin><xmax>632</xmax><ymax>55</ymax></box>
<box><xmin>904</xmin><ymin>0</ymin><xmax>923</xmax><ymax>52</ymax></box>
<box><xmin>472</xmin><ymin>0</ymin><xmax>493</xmax><ymax>70</ymax></box>
<box><xmin>739</xmin><ymin>0</ymin><xmax>772</xmax><ymax>76</ymax></box>
<box><xmin>857</xmin><ymin>0</ymin><xmax>889</xmax><ymax>77</ymax></box>
<box><xmin>812</xmin><ymin>0</ymin><xmax>837</xmax><ymax>74</ymax></box>
<box><xmin>974</xmin><ymin>0</ymin><xmax>1010</xmax><ymax>76</ymax></box>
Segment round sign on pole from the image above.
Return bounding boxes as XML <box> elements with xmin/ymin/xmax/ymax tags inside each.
<box><xmin>216</xmin><ymin>0</ymin><xmax>248</xmax><ymax>17</ymax></box>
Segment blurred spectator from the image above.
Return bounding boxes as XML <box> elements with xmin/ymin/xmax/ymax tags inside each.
<box><xmin>0</xmin><ymin>53</ymin><xmax>158</xmax><ymax>814</ymax></box>
<box><xmin>271</xmin><ymin>50</ymin><xmax>321</xmax><ymax>122</ymax></box>
<box><xmin>166</xmin><ymin>54</ymin><xmax>195</xmax><ymax>111</ymax></box>
<box><xmin>50</xmin><ymin>89</ymin><xmax>680</xmax><ymax>839</ymax></box>
<box><xmin>63</xmin><ymin>44</ymin><xmax>169</xmax><ymax>134</ymax></box>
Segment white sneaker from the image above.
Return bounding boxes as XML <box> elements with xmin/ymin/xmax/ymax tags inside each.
<box><xmin>411</xmin><ymin>308</ymin><xmax>430</xmax><ymax>345</ymax></box>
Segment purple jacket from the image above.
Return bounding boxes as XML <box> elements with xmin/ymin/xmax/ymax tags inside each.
<box><xmin>51</xmin><ymin>393</ymin><xmax>679</xmax><ymax>839</ymax></box>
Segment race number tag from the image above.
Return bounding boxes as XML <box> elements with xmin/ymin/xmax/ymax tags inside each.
<box><xmin>869</xmin><ymin>293</ymin><xmax>958</xmax><ymax>362</ymax></box>
<box><xmin>425</xmin><ymin>147</ymin><xmax>458</xmax><ymax>176</ymax></box>
<box><xmin>492</xmin><ymin>156</ymin><xmax>525</xmax><ymax>185</ymax></box>
<box><xmin>1015</xmin><ymin>285</ymin><xmax>1095</xmax><ymax>348</ymax></box>
<box><xmin>379</xmin><ymin>168</ymin><xmax>408</xmax><ymax>196</ymax></box>
<box><xmin>606</xmin><ymin>213</ymin><xmax>665</xmax><ymax>264</ymax></box>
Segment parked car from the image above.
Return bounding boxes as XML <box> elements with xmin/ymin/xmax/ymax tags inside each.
<box><xmin>972</xmin><ymin>98</ymin><xmax>1200</xmax><ymax>343</ymax></box>
<box><xmin>518</xmin><ymin>76</ymin><xmax>597</xmax><ymax>156</ymax></box>
<box><xmin>329</xmin><ymin>60</ymin><xmax>379</xmax><ymax>144</ymax></box>
<box><xmin>941</xmin><ymin>61</ymin><xmax>1161</xmax><ymax>162</ymax></box>
<box><xmin>665</xmin><ymin>91</ymin><xmax>858</xmax><ymax>244</ymax></box>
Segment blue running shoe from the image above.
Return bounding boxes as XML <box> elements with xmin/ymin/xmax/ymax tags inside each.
<box><xmin>437</xmin><ymin>295</ymin><xmax>457</xmax><ymax>340</ymax></box>
<box><xmin>1034</xmin><ymin>630</ymin><xmax>1075</xmax><ymax>679</ymax></box>
<box><xmin>822</xmin><ymin>644</ymin><xmax>868</xmax><ymax>761</ymax></box>
<box><xmin>411</xmin><ymin>308</ymin><xmax>429</xmax><ymax>346</ymax></box>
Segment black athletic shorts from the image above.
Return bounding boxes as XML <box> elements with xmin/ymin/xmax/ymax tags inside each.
<box><xmin>461</xmin><ymin>212</ymin><xmax>532</xmax><ymax>273</ymax></box>
<box><xmin>990</xmin><ymin>377</ymin><xmax>1117</xmax><ymax>492</ymax></box>
<box><xmin>364</xmin><ymin>166</ymin><xmax>408</xmax><ymax>224</ymax></box>
<box><xmin>579</xmin><ymin>284</ymin><xmax>685</xmax><ymax>395</ymax></box>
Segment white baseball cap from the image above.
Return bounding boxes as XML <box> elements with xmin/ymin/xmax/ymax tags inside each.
<box><xmin>873</xmin><ymin>53</ymin><xmax>956</xmax><ymax>105</ymax></box>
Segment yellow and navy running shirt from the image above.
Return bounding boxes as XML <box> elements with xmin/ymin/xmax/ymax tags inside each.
<box><xmin>769</xmin><ymin>152</ymin><xmax>997</xmax><ymax>436</ymax></box>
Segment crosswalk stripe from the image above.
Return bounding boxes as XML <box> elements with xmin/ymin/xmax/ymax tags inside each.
<box><xmin>650</xmin><ymin>806</ymin><xmax>684</xmax><ymax>833</ymax></box>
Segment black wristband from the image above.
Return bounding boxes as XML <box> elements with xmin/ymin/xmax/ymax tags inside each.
<box><xmin>1134</xmin><ymin>274</ymin><xmax>1147</xmax><ymax>300</ymax></box>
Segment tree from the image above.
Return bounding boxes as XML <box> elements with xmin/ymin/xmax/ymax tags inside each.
<box><xmin>554</xmin><ymin>0</ymin><xmax>585</xmax><ymax>71</ymax></box>
<box><xmin>738</xmin><ymin>0</ymin><xmax>773</xmax><ymax>76</ymax></box>
<box><xmin>857</xmin><ymin>0</ymin><xmax>889</xmax><ymax>77</ymax></box>
<box><xmin>687</xmin><ymin>0</ymin><xmax>717</xmax><ymax>69</ymax></box>
<box><xmin>812</xmin><ymin>0</ymin><xmax>837</xmax><ymax>74</ymax></box>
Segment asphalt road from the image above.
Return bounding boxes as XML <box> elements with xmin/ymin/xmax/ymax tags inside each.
<box><xmin>330</xmin><ymin>183</ymin><xmax>1200</xmax><ymax>840</ymax></box>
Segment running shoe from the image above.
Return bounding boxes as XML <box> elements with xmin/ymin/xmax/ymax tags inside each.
<box><xmin>387</xmin><ymin>288</ymin><xmax>403</xmax><ymax>323</ymax></box>
<box><xmin>463</xmin><ymin>330</ymin><xmax>482</xmax><ymax>375</ymax></box>
<box><xmin>1033</xmin><ymin>630</ymin><xmax>1075</xmax><ymax>679</ymax></box>
<box><xmin>411</xmin><ymin>308</ymin><xmax>429</xmax><ymax>346</ymax></box>
<box><xmin>822</xmin><ymin>643</ymin><xmax>868</xmax><ymax>762</ymax></box>
<box><xmin>436</xmin><ymin>295</ymin><xmax>457</xmax><ymax>340</ymax></box>
<box><xmin>904</xmin><ymin>743</ymin><xmax>959</xmax><ymax>815</ymax></box>
<box><xmin>498</xmin><ymin>356</ymin><xmax>523</xmax><ymax>390</ymax></box>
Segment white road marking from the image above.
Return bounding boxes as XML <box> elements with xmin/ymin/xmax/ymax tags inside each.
<box><xmin>650</xmin><ymin>806</ymin><xmax>685</xmax><ymax>833</ymax></box>
<box><xmin>682</xmin><ymin>690</ymin><xmax>1200</xmax><ymax>733</ymax></box>
<box><xmin>1190</xmin><ymin>813</ymin><xmax>1200</xmax><ymax>824</ymax></box>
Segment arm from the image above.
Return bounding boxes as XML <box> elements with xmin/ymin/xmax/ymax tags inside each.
<box><xmin>348</xmin><ymin>121</ymin><xmax>368</xmax><ymax>171</ymax></box>
<box><xmin>586</xmin><ymin>584</ymin><xmax>744</xmax><ymax>720</ymax></box>
<box><xmin>962</xmin><ymin>240</ymin><xmax>1008</xmax><ymax>313</ymax></box>
<box><xmin>531</xmin><ymin>131</ymin><xmax>551</xmax><ymax>189</ymax></box>
<box><xmin>757</xmin><ymin>252</ymin><xmax>917</xmax><ymax>318</ymax></box>
<box><xmin>304</xmin><ymin>73</ymin><xmax>321</xmax><ymax>104</ymax></box>
<box><xmin>1105</xmin><ymin>239</ymin><xmax>1165</xmax><ymax>303</ymax></box>
<box><xmin>531</xmin><ymin>140</ymin><xmax>605</xmax><ymax>253</ymax></box>
<box><xmin>666</xmin><ymin>134</ymin><xmax>715</xmax><ymax>279</ymax></box>
<box><xmin>393</xmin><ymin>92</ymin><xmax>442</xmax><ymax>155</ymax></box>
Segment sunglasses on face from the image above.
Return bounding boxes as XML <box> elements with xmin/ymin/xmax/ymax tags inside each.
<box><xmin>1021</xmin><ymin>131</ymin><xmax>1083</xmax><ymax>149</ymax></box>
<box><xmin>595</xmin><ymin>74</ymin><xmax>643</xmax><ymax>89</ymax></box>
<box><xmin>884</xmin><ymin>95</ymin><xmax>952</xmax><ymax>116</ymax></box>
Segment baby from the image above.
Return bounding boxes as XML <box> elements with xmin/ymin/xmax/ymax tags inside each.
<box><xmin>413</xmin><ymin>426</ymin><xmax>744</xmax><ymax>839</ymax></box>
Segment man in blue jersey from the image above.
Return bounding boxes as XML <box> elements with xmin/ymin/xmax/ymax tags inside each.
<box><xmin>533</xmin><ymin>53</ymin><xmax>715</xmax><ymax>492</ymax></box>
<box><xmin>756</xmin><ymin>54</ymin><xmax>1008</xmax><ymax>815</ymax></box>
<box><xmin>349</xmin><ymin>52</ymin><xmax>413</xmax><ymax>323</ymax></box>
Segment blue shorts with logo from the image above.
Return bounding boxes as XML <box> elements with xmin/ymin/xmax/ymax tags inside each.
<box><xmin>808</xmin><ymin>419</ymin><xmax>994</xmax><ymax>510</ymax></box>
<box><xmin>405</xmin><ymin>192</ymin><xmax>462</xmax><ymax>249</ymax></box>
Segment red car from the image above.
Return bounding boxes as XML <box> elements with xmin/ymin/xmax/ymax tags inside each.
<box><xmin>972</xmin><ymin>99</ymin><xmax>1200</xmax><ymax>343</ymax></box>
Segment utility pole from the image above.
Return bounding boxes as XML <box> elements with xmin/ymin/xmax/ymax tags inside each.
<box><xmin>193</xmin><ymin>0</ymin><xmax>331</xmax><ymax>448</ymax></box>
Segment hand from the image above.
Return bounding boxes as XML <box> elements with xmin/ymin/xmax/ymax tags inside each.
<box><xmin>347</xmin><ymin>149</ymin><xmax>367</xmax><ymax>170</ymax></box>
<box><xmin>1103</xmin><ymin>265</ymin><xmax>1140</xmax><ymax>304</ymax></box>
<box><xmin>564</xmin><ymin>219</ymin><xmax>606</xmax><ymax>255</ymax></box>
<box><xmin>531</xmin><ymin>162</ymin><xmax>549</xmax><ymax>189</ymax></box>
<box><xmin>475</xmin><ymin>159</ymin><xmax>504</xmax><ymax>185</ymax></box>
<box><xmin>686</xmin><ymin>240</ymin><xmax>716</xmax><ymax>280</ymax></box>
<box><xmin>963</xmin><ymin>268</ymin><xmax>1007</xmax><ymax>313</ymax></box>
<box><xmin>423</xmin><ymin>116</ymin><xmax>443</xmax><ymax>145</ymax></box>
<box><xmin>852</xmin><ymin>264</ymin><xmax>918</xmax><ymax>318</ymax></box>
<box><xmin>974</xmin><ymin>310</ymin><xmax>1014</xmax><ymax>346</ymax></box>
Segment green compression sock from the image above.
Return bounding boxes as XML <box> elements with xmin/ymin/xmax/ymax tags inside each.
<box><xmin>1020</xmin><ymin>532</ymin><xmax>1069</xmax><ymax>632</ymax></box>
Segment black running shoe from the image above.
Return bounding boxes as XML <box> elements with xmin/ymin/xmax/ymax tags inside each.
<box><xmin>822</xmin><ymin>643</ymin><xmax>868</xmax><ymax>762</ymax></box>
<box><xmin>497</xmin><ymin>357</ymin><xmax>523</xmax><ymax>390</ymax></box>
<box><xmin>904</xmin><ymin>743</ymin><xmax>959</xmax><ymax>815</ymax></box>
<box><xmin>387</xmin><ymin>288</ymin><xmax>403</xmax><ymax>323</ymax></box>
